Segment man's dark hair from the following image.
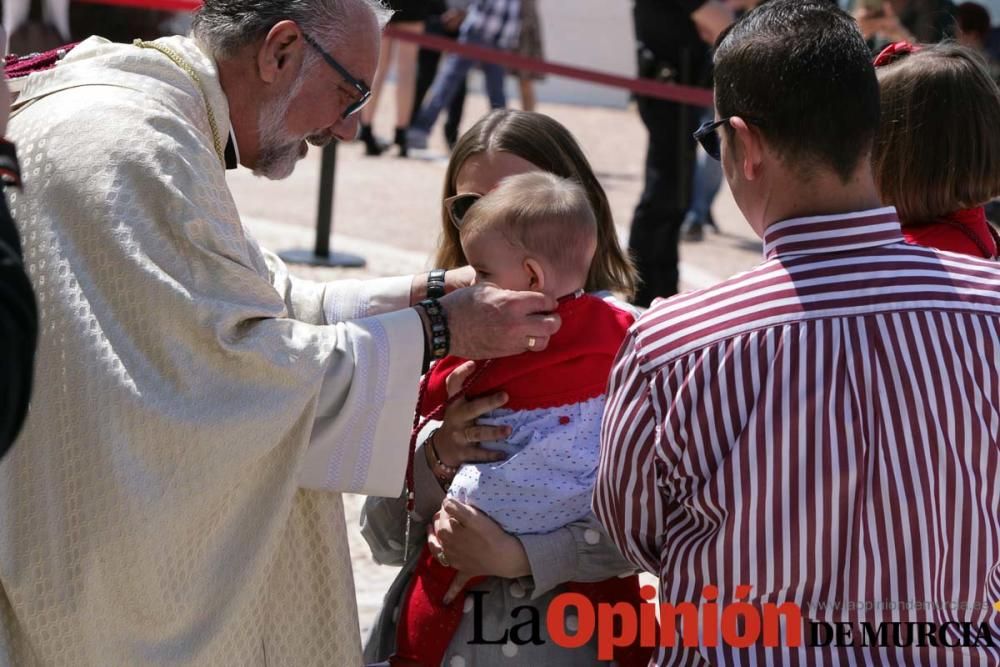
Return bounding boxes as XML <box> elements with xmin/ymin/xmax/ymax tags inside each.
<box><xmin>713</xmin><ymin>0</ymin><xmax>880</xmax><ymax>182</ymax></box>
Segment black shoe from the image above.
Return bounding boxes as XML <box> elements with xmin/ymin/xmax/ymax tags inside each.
<box><xmin>359</xmin><ymin>124</ymin><xmax>386</xmax><ymax>156</ymax></box>
<box><xmin>394</xmin><ymin>127</ymin><xmax>409</xmax><ymax>158</ymax></box>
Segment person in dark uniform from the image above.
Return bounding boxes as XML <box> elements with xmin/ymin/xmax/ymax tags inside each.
<box><xmin>628</xmin><ymin>0</ymin><xmax>732</xmax><ymax>307</ymax></box>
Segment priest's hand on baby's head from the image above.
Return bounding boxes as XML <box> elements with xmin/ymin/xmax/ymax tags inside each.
<box><xmin>440</xmin><ymin>283</ymin><xmax>560</xmax><ymax>359</ymax></box>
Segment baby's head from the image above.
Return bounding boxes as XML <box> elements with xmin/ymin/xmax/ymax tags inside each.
<box><xmin>458</xmin><ymin>172</ymin><xmax>598</xmax><ymax>298</ymax></box>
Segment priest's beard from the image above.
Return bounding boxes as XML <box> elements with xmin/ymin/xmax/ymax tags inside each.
<box><xmin>254</xmin><ymin>71</ymin><xmax>333</xmax><ymax>180</ymax></box>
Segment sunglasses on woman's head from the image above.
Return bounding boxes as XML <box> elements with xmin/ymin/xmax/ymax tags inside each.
<box><xmin>445</xmin><ymin>192</ymin><xmax>482</xmax><ymax>228</ymax></box>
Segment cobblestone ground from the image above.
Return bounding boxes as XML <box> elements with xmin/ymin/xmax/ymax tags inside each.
<box><xmin>228</xmin><ymin>83</ymin><xmax>763</xmax><ymax>643</ymax></box>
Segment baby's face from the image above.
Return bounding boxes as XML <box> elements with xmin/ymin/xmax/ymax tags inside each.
<box><xmin>462</xmin><ymin>228</ymin><xmax>535</xmax><ymax>292</ymax></box>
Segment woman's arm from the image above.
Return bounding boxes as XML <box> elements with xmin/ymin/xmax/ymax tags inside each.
<box><xmin>429</xmin><ymin>500</ymin><xmax>637</xmax><ymax>603</ymax></box>
<box><xmin>263</xmin><ymin>256</ymin><xmax>475</xmax><ymax>326</ymax></box>
<box><xmin>516</xmin><ymin>510</ymin><xmax>637</xmax><ymax>599</ymax></box>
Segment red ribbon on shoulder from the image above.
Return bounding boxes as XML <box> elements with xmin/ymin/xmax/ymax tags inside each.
<box><xmin>4</xmin><ymin>43</ymin><xmax>78</xmax><ymax>80</ymax></box>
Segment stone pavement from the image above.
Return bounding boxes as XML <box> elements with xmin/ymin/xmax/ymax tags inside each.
<box><xmin>227</xmin><ymin>84</ymin><xmax>765</xmax><ymax>644</ymax></box>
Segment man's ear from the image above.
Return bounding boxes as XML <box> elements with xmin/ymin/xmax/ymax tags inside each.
<box><xmin>524</xmin><ymin>258</ymin><xmax>546</xmax><ymax>291</ymax></box>
<box><xmin>257</xmin><ymin>20</ymin><xmax>305</xmax><ymax>84</ymax></box>
<box><xmin>729</xmin><ymin>116</ymin><xmax>764</xmax><ymax>182</ymax></box>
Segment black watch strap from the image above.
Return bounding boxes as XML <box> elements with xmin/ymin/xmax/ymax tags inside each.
<box><xmin>426</xmin><ymin>268</ymin><xmax>447</xmax><ymax>300</ymax></box>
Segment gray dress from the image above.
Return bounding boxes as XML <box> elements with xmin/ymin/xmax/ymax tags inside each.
<box><xmin>360</xmin><ymin>435</ymin><xmax>638</xmax><ymax>666</ymax></box>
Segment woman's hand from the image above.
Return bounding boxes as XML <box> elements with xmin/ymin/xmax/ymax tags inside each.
<box><xmin>445</xmin><ymin>265</ymin><xmax>476</xmax><ymax>292</ymax></box>
<box><xmin>427</xmin><ymin>498</ymin><xmax>531</xmax><ymax>604</ymax></box>
<box><xmin>429</xmin><ymin>361</ymin><xmax>511</xmax><ymax>468</ymax></box>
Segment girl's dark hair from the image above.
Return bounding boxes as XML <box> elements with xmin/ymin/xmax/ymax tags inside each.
<box><xmin>874</xmin><ymin>43</ymin><xmax>1000</xmax><ymax>223</ymax></box>
<box><xmin>713</xmin><ymin>0</ymin><xmax>880</xmax><ymax>183</ymax></box>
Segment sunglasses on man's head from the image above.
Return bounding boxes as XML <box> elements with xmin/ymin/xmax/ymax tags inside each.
<box><xmin>444</xmin><ymin>192</ymin><xmax>482</xmax><ymax>228</ymax></box>
<box><xmin>693</xmin><ymin>116</ymin><xmax>766</xmax><ymax>161</ymax></box>
<box><xmin>301</xmin><ymin>31</ymin><xmax>372</xmax><ymax>119</ymax></box>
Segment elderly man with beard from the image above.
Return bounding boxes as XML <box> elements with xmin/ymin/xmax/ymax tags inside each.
<box><xmin>0</xmin><ymin>0</ymin><xmax>562</xmax><ymax>665</ymax></box>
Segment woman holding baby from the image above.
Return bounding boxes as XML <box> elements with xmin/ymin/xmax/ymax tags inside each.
<box><xmin>361</xmin><ymin>110</ymin><xmax>649</xmax><ymax>667</ymax></box>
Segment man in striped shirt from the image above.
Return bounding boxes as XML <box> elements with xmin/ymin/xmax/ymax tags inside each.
<box><xmin>595</xmin><ymin>1</ymin><xmax>1000</xmax><ymax>664</ymax></box>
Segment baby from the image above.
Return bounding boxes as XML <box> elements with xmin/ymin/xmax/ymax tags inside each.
<box><xmin>392</xmin><ymin>172</ymin><xmax>644</xmax><ymax>667</ymax></box>
<box><xmin>426</xmin><ymin>171</ymin><xmax>629</xmax><ymax>535</ymax></box>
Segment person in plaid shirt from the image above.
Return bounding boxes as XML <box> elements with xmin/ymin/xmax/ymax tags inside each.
<box><xmin>408</xmin><ymin>0</ymin><xmax>521</xmax><ymax>149</ymax></box>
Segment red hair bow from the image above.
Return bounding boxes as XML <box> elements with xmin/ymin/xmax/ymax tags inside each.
<box><xmin>873</xmin><ymin>41</ymin><xmax>922</xmax><ymax>68</ymax></box>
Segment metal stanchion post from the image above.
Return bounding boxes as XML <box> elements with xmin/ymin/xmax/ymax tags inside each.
<box><xmin>279</xmin><ymin>142</ymin><xmax>366</xmax><ymax>268</ymax></box>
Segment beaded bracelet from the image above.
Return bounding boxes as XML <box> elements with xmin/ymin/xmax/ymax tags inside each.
<box><xmin>416</xmin><ymin>298</ymin><xmax>449</xmax><ymax>360</ymax></box>
<box><xmin>428</xmin><ymin>429</ymin><xmax>460</xmax><ymax>478</ymax></box>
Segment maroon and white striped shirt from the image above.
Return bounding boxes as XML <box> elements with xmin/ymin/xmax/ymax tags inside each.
<box><xmin>595</xmin><ymin>208</ymin><xmax>1000</xmax><ymax>665</ymax></box>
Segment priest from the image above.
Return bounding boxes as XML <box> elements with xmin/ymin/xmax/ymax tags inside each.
<box><xmin>0</xmin><ymin>0</ymin><xmax>560</xmax><ymax>664</ymax></box>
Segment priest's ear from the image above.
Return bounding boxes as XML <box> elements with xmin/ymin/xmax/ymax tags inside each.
<box><xmin>257</xmin><ymin>20</ymin><xmax>306</xmax><ymax>85</ymax></box>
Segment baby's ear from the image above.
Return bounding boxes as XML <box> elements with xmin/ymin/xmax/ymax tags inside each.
<box><xmin>524</xmin><ymin>258</ymin><xmax>545</xmax><ymax>291</ymax></box>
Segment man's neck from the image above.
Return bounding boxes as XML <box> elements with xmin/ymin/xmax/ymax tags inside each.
<box><xmin>757</xmin><ymin>166</ymin><xmax>884</xmax><ymax>235</ymax></box>
<box><xmin>215</xmin><ymin>51</ymin><xmax>259</xmax><ymax>169</ymax></box>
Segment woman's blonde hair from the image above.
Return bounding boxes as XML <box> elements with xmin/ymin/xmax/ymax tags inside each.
<box><xmin>434</xmin><ymin>110</ymin><xmax>637</xmax><ymax>299</ymax></box>
<box><xmin>873</xmin><ymin>43</ymin><xmax>1000</xmax><ymax>223</ymax></box>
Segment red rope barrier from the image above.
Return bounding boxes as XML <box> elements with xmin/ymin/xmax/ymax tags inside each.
<box><xmin>385</xmin><ymin>25</ymin><xmax>714</xmax><ymax>109</ymax></box>
<box><xmin>63</xmin><ymin>1</ymin><xmax>713</xmax><ymax>109</ymax></box>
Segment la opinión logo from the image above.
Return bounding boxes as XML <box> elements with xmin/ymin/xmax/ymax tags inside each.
<box><xmin>468</xmin><ymin>585</ymin><xmax>998</xmax><ymax>659</ymax></box>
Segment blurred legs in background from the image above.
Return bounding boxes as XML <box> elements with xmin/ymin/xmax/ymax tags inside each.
<box><xmin>360</xmin><ymin>15</ymin><xmax>425</xmax><ymax>157</ymax></box>
<box><xmin>411</xmin><ymin>6</ymin><xmax>468</xmax><ymax>149</ymax></box>
<box><xmin>408</xmin><ymin>34</ymin><xmax>507</xmax><ymax>150</ymax></box>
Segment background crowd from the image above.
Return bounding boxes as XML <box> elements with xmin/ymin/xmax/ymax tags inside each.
<box><xmin>1</xmin><ymin>0</ymin><xmax>1000</xmax><ymax>665</ymax></box>
<box><xmin>2</xmin><ymin>0</ymin><xmax>998</xmax><ymax>275</ymax></box>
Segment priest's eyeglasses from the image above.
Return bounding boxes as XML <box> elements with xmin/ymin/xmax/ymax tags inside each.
<box><xmin>301</xmin><ymin>32</ymin><xmax>372</xmax><ymax>119</ymax></box>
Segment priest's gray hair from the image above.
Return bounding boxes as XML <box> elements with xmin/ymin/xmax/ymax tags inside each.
<box><xmin>192</xmin><ymin>0</ymin><xmax>392</xmax><ymax>58</ymax></box>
